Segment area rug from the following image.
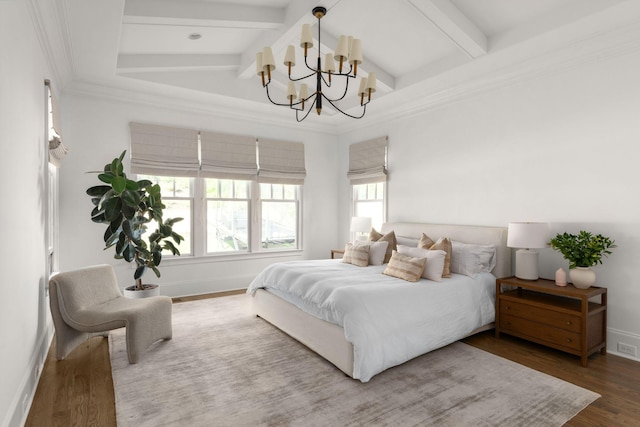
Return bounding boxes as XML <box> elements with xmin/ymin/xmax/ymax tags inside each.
<box><xmin>110</xmin><ymin>294</ymin><xmax>599</xmax><ymax>426</ymax></box>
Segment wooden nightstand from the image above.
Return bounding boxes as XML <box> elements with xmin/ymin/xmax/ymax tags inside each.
<box><xmin>495</xmin><ymin>276</ymin><xmax>607</xmax><ymax>367</ymax></box>
<box><xmin>331</xmin><ymin>249</ymin><xmax>345</xmax><ymax>259</ymax></box>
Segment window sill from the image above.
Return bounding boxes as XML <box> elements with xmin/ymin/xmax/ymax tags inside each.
<box><xmin>160</xmin><ymin>249</ymin><xmax>304</xmax><ymax>266</ymax></box>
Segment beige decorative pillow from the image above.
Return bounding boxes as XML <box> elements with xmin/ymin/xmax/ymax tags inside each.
<box><xmin>429</xmin><ymin>237</ymin><xmax>452</xmax><ymax>278</ymax></box>
<box><xmin>369</xmin><ymin>228</ymin><xmax>397</xmax><ymax>263</ymax></box>
<box><xmin>418</xmin><ymin>233</ymin><xmax>435</xmax><ymax>249</ymax></box>
<box><xmin>396</xmin><ymin>245</ymin><xmax>446</xmax><ymax>281</ymax></box>
<box><xmin>342</xmin><ymin>242</ymin><xmax>370</xmax><ymax>267</ymax></box>
<box><xmin>383</xmin><ymin>251</ymin><xmax>427</xmax><ymax>282</ymax></box>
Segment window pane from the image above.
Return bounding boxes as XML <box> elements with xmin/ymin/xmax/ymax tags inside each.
<box><xmin>207</xmin><ymin>200</ymin><xmax>249</xmax><ymax>252</ymax></box>
<box><xmin>138</xmin><ymin>175</ymin><xmax>192</xmax><ymax>197</ymax></box>
<box><xmin>367</xmin><ymin>183</ymin><xmax>377</xmax><ymax>200</ymax></box>
<box><xmin>235</xmin><ymin>181</ymin><xmax>248</xmax><ymax>199</ymax></box>
<box><xmin>262</xmin><ymin>201</ymin><xmax>297</xmax><ymax>249</ymax></box>
<box><xmin>162</xmin><ymin>199</ymin><xmax>192</xmax><ymax>255</ymax></box>
<box><xmin>260</xmin><ymin>183</ymin><xmax>271</xmax><ymax>199</ymax></box>
<box><xmin>355</xmin><ymin>201</ymin><xmax>384</xmax><ymax>231</ymax></box>
<box><xmin>205</xmin><ymin>179</ymin><xmax>219</xmax><ymax>198</ymax></box>
<box><xmin>353</xmin><ymin>182</ymin><xmax>385</xmax><ymax>232</ymax></box>
<box><xmin>283</xmin><ymin>185</ymin><xmax>296</xmax><ymax>200</ymax></box>
<box><xmin>220</xmin><ymin>179</ymin><xmax>233</xmax><ymax>198</ymax></box>
<box><xmin>272</xmin><ymin>184</ymin><xmax>283</xmax><ymax>200</ymax></box>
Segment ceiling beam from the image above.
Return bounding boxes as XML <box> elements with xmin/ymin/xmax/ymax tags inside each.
<box><xmin>318</xmin><ymin>30</ymin><xmax>395</xmax><ymax>92</ymax></box>
<box><xmin>237</xmin><ymin>0</ymin><xmax>343</xmax><ymax>79</ymax></box>
<box><xmin>408</xmin><ymin>0</ymin><xmax>487</xmax><ymax>58</ymax></box>
<box><xmin>117</xmin><ymin>54</ymin><xmax>240</xmax><ymax>73</ymax></box>
<box><xmin>123</xmin><ymin>0</ymin><xmax>284</xmax><ymax>29</ymax></box>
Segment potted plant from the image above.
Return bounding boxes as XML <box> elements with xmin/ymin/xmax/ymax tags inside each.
<box><xmin>549</xmin><ymin>231</ymin><xmax>615</xmax><ymax>289</ymax></box>
<box><xmin>86</xmin><ymin>150</ymin><xmax>184</xmax><ymax>297</ymax></box>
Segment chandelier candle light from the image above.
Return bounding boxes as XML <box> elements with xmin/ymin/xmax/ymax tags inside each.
<box><xmin>255</xmin><ymin>6</ymin><xmax>376</xmax><ymax>122</ymax></box>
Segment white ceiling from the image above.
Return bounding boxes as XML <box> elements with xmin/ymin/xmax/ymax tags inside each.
<box><xmin>53</xmin><ymin>0</ymin><xmax>640</xmax><ymax>128</ymax></box>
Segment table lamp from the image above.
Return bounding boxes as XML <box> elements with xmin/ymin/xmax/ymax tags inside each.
<box><xmin>507</xmin><ymin>222</ymin><xmax>548</xmax><ymax>280</ymax></box>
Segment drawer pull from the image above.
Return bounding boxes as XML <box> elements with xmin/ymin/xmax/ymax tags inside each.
<box><xmin>567</xmin><ymin>338</ymin><xmax>572</xmax><ymax>343</ymax></box>
<box><xmin>567</xmin><ymin>321</ymin><xmax>572</xmax><ymax>325</ymax></box>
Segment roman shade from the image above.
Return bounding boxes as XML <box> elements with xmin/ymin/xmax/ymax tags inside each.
<box><xmin>199</xmin><ymin>131</ymin><xmax>257</xmax><ymax>180</ymax></box>
<box><xmin>129</xmin><ymin>122</ymin><xmax>199</xmax><ymax>177</ymax></box>
<box><xmin>347</xmin><ymin>136</ymin><xmax>388</xmax><ymax>185</ymax></box>
<box><xmin>257</xmin><ymin>138</ymin><xmax>306</xmax><ymax>185</ymax></box>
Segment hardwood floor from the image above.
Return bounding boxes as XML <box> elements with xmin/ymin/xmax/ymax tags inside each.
<box><xmin>27</xmin><ymin>291</ymin><xmax>640</xmax><ymax>427</ymax></box>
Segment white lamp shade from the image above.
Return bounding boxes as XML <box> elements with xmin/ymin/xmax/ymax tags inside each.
<box><xmin>261</xmin><ymin>47</ymin><xmax>276</xmax><ymax>72</ymax></box>
<box><xmin>357</xmin><ymin>78</ymin><xmax>368</xmax><ymax>96</ymax></box>
<box><xmin>283</xmin><ymin>45</ymin><xmax>296</xmax><ymax>67</ymax></box>
<box><xmin>300</xmin><ymin>24</ymin><xmax>313</xmax><ymax>49</ymax></box>
<box><xmin>286</xmin><ymin>81</ymin><xmax>297</xmax><ymax>99</ymax></box>
<box><xmin>324</xmin><ymin>53</ymin><xmax>335</xmax><ymax>73</ymax></box>
<box><xmin>298</xmin><ymin>83</ymin><xmax>309</xmax><ymax>100</ymax></box>
<box><xmin>334</xmin><ymin>35</ymin><xmax>349</xmax><ymax>61</ymax></box>
<box><xmin>365</xmin><ymin>72</ymin><xmax>377</xmax><ymax>93</ymax></box>
<box><xmin>350</xmin><ymin>216</ymin><xmax>372</xmax><ymax>233</ymax></box>
<box><xmin>348</xmin><ymin>39</ymin><xmax>363</xmax><ymax>65</ymax></box>
<box><xmin>507</xmin><ymin>222</ymin><xmax>548</xmax><ymax>249</ymax></box>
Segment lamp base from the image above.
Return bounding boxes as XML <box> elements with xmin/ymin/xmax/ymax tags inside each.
<box><xmin>515</xmin><ymin>249</ymin><xmax>539</xmax><ymax>280</ymax></box>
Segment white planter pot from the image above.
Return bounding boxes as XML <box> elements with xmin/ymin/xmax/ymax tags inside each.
<box><xmin>123</xmin><ymin>284</ymin><xmax>160</xmax><ymax>298</ymax></box>
<box><xmin>569</xmin><ymin>267</ymin><xmax>596</xmax><ymax>289</ymax></box>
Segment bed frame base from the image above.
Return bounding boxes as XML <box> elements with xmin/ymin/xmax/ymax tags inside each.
<box><xmin>252</xmin><ymin>289</ymin><xmax>354</xmax><ymax>377</ymax></box>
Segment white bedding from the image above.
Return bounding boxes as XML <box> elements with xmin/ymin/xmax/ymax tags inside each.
<box><xmin>247</xmin><ymin>259</ymin><xmax>496</xmax><ymax>382</ymax></box>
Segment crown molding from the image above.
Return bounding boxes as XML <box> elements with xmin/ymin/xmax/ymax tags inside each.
<box><xmin>65</xmin><ymin>79</ymin><xmax>338</xmax><ymax>135</ymax></box>
<box><xmin>27</xmin><ymin>0</ymin><xmax>74</xmax><ymax>89</ymax></box>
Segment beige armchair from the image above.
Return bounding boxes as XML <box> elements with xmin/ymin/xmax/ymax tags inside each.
<box><xmin>49</xmin><ymin>264</ymin><xmax>172</xmax><ymax>363</ymax></box>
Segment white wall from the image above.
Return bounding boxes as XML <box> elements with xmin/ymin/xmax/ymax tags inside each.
<box><xmin>339</xmin><ymin>48</ymin><xmax>640</xmax><ymax>361</ymax></box>
<box><xmin>0</xmin><ymin>2</ymin><xmax>54</xmax><ymax>427</ymax></box>
<box><xmin>58</xmin><ymin>94</ymin><xmax>341</xmax><ymax>296</ymax></box>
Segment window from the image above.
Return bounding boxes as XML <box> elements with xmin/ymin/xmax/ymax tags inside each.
<box><xmin>206</xmin><ymin>179</ymin><xmax>250</xmax><ymax>253</ymax></box>
<box><xmin>129</xmin><ymin>124</ymin><xmax>305</xmax><ymax>257</ymax></box>
<box><xmin>260</xmin><ymin>183</ymin><xmax>299</xmax><ymax>249</ymax></box>
<box><xmin>353</xmin><ymin>181</ymin><xmax>385</xmax><ymax>231</ymax></box>
<box><xmin>135</xmin><ymin>175</ymin><xmax>302</xmax><ymax>257</ymax></box>
<box><xmin>137</xmin><ymin>175</ymin><xmax>194</xmax><ymax>256</ymax></box>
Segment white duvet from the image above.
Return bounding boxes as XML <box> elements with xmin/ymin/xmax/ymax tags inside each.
<box><xmin>247</xmin><ymin>259</ymin><xmax>496</xmax><ymax>382</ymax></box>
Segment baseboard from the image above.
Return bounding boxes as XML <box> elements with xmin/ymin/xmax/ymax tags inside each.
<box><xmin>3</xmin><ymin>320</ymin><xmax>54</xmax><ymax>427</ymax></box>
<box><xmin>154</xmin><ymin>275</ymin><xmax>254</xmax><ymax>298</ymax></box>
<box><xmin>607</xmin><ymin>328</ymin><xmax>640</xmax><ymax>362</ymax></box>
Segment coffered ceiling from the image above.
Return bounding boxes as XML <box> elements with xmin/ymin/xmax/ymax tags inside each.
<box><xmin>49</xmin><ymin>0</ymin><xmax>640</xmax><ymax>128</ymax></box>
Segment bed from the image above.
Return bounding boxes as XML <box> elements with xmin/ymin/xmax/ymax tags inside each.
<box><xmin>247</xmin><ymin>222</ymin><xmax>511</xmax><ymax>382</ymax></box>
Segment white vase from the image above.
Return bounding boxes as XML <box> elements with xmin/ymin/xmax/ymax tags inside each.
<box><xmin>569</xmin><ymin>267</ymin><xmax>596</xmax><ymax>289</ymax></box>
<box><xmin>123</xmin><ymin>284</ymin><xmax>160</xmax><ymax>298</ymax></box>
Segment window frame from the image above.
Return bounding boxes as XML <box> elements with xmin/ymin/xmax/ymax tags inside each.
<box><xmin>352</xmin><ymin>181</ymin><xmax>387</xmax><ymax>238</ymax></box>
<box><xmin>134</xmin><ymin>174</ymin><xmax>303</xmax><ymax>261</ymax></box>
<box><xmin>258</xmin><ymin>183</ymin><xmax>301</xmax><ymax>252</ymax></box>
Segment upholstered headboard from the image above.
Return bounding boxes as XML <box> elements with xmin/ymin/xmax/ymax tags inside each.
<box><xmin>380</xmin><ymin>222</ymin><xmax>512</xmax><ymax>279</ymax></box>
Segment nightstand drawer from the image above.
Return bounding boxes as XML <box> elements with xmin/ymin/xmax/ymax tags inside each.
<box><xmin>500</xmin><ymin>299</ymin><xmax>581</xmax><ymax>333</ymax></box>
<box><xmin>500</xmin><ymin>314</ymin><xmax>581</xmax><ymax>352</ymax></box>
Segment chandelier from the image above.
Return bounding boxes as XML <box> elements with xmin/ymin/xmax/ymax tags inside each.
<box><xmin>255</xmin><ymin>6</ymin><xmax>376</xmax><ymax>122</ymax></box>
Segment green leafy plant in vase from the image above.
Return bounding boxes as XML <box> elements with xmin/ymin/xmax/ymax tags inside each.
<box><xmin>549</xmin><ymin>231</ymin><xmax>615</xmax><ymax>289</ymax></box>
<box><xmin>86</xmin><ymin>151</ymin><xmax>184</xmax><ymax>294</ymax></box>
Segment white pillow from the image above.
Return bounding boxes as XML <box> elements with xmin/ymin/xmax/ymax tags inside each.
<box><xmin>347</xmin><ymin>240</ymin><xmax>389</xmax><ymax>266</ymax></box>
<box><xmin>450</xmin><ymin>241</ymin><xmax>496</xmax><ymax>277</ymax></box>
<box><xmin>396</xmin><ymin>245</ymin><xmax>446</xmax><ymax>281</ymax></box>
<box><xmin>368</xmin><ymin>240</ymin><xmax>389</xmax><ymax>265</ymax></box>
